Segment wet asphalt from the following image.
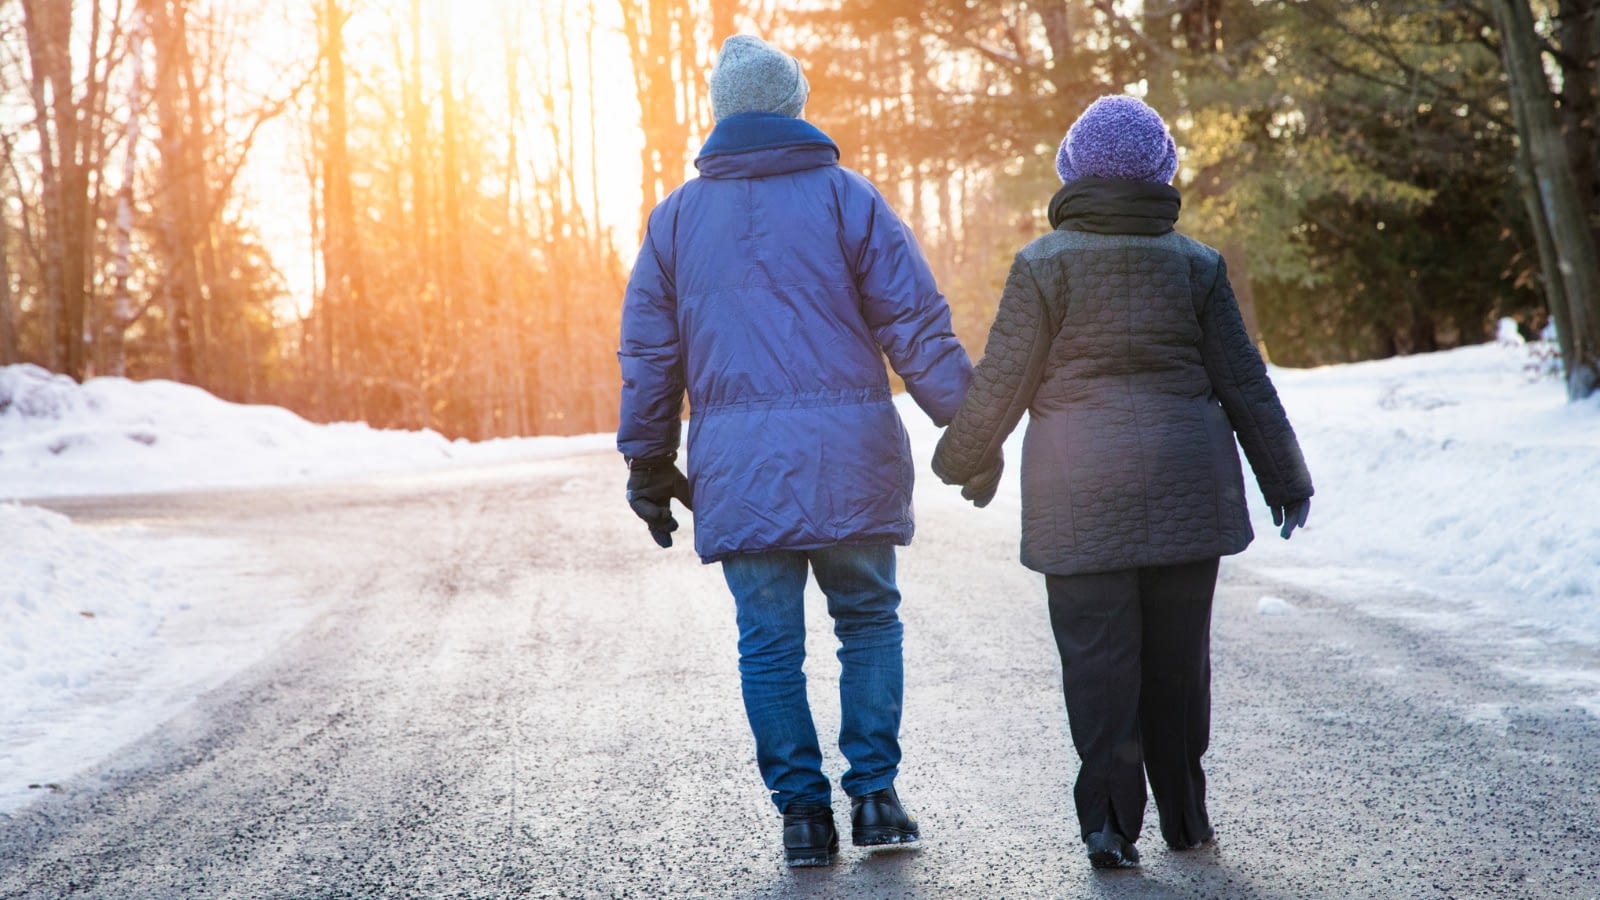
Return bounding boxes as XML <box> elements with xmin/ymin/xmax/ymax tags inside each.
<box><xmin>2</xmin><ymin>450</ymin><xmax>1598</xmax><ymax>899</ymax></box>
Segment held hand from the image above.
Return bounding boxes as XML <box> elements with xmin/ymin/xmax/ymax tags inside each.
<box><xmin>626</xmin><ymin>456</ymin><xmax>694</xmax><ymax>548</ymax></box>
<box><xmin>962</xmin><ymin>453</ymin><xmax>1004</xmax><ymax>509</ymax></box>
<box><xmin>1271</xmin><ymin>498</ymin><xmax>1310</xmax><ymax>540</ymax></box>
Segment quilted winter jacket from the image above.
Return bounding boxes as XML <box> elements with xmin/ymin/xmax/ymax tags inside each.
<box><xmin>618</xmin><ymin>113</ymin><xmax>973</xmax><ymax>563</ymax></box>
<box><xmin>932</xmin><ymin>178</ymin><xmax>1313</xmax><ymax>576</ymax></box>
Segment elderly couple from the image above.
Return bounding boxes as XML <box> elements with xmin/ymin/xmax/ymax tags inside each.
<box><xmin>617</xmin><ymin>35</ymin><xmax>1313</xmax><ymax>871</ymax></box>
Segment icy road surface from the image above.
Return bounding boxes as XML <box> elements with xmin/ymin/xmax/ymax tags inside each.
<box><xmin>2</xmin><ymin>451</ymin><xmax>1597</xmax><ymax>898</ymax></box>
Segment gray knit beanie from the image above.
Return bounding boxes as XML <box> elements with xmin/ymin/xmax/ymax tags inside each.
<box><xmin>1055</xmin><ymin>95</ymin><xmax>1179</xmax><ymax>185</ymax></box>
<box><xmin>709</xmin><ymin>35</ymin><xmax>809</xmax><ymax>122</ymax></box>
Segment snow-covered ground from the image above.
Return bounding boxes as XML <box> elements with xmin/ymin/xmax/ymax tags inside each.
<box><xmin>2</xmin><ymin>335</ymin><xmax>1597</xmax><ymax>814</ymax></box>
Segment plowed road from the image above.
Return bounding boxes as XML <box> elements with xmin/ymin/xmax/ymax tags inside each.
<box><xmin>4</xmin><ymin>451</ymin><xmax>1597</xmax><ymax>898</ymax></box>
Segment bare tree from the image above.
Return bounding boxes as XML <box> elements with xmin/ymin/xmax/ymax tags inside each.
<box><xmin>1553</xmin><ymin>0</ymin><xmax>1600</xmax><ymax>256</ymax></box>
<box><xmin>20</xmin><ymin>0</ymin><xmax>98</xmax><ymax>377</ymax></box>
<box><xmin>0</xmin><ymin>126</ymin><xmax>18</xmax><ymax>366</ymax></box>
<box><xmin>144</xmin><ymin>0</ymin><xmax>207</xmax><ymax>383</ymax></box>
<box><xmin>316</xmin><ymin>0</ymin><xmax>361</xmax><ymax>414</ymax></box>
<box><xmin>620</xmin><ymin>0</ymin><xmax>700</xmax><ymax>230</ymax></box>
<box><xmin>106</xmin><ymin>12</ymin><xmax>146</xmax><ymax>378</ymax></box>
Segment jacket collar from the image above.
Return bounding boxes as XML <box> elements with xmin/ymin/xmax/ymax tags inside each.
<box><xmin>1048</xmin><ymin>178</ymin><xmax>1181</xmax><ymax>235</ymax></box>
<box><xmin>695</xmin><ymin>113</ymin><xmax>840</xmax><ymax>179</ymax></box>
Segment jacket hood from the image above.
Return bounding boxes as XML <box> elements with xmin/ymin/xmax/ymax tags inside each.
<box><xmin>694</xmin><ymin>112</ymin><xmax>839</xmax><ymax>179</ymax></box>
<box><xmin>1048</xmin><ymin>177</ymin><xmax>1181</xmax><ymax>235</ymax></box>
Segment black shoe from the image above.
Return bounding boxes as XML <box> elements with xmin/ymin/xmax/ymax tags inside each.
<box><xmin>1085</xmin><ymin>823</ymin><xmax>1140</xmax><ymax>869</ymax></box>
<box><xmin>782</xmin><ymin>803</ymin><xmax>838</xmax><ymax>867</ymax></box>
<box><xmin>850</xmin><ymin>787</ymin><xmax>920</xmax><ymax>848</ymax></box>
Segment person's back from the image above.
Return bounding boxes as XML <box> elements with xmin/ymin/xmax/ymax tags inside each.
<box><xmin>616</xmin><ymin>34</ymin><xmax>972</xmax><ymax>868</ymax></box>
<box><xmin>669</xmin><ymin>153</ymin><xmax>903</xmax><ymax>411</ymax></box>
<box><xmin>1004</xmin><ymin>212</ymin><xmax>1258</xmax><ymax>573</ymax></box>
<box><xmin>932</xmin><ymin>94</ymin><xmax>1313</xmax><ymax>870</ymax></box>
<box><xmin>622</xmin><ymin>111</ymin><xmax>967</xmax><ymax>562</ymax></box>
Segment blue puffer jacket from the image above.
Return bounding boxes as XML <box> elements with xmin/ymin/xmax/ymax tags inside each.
<box><xmin>618</xmin><ymin>113</ymin><xmax>973</xmax><ymax>562</ymax></box>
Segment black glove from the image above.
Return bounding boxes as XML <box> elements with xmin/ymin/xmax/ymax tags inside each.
<box><xmin>626</xmin><ymin>454</ymin><xmax>693</xmax><ymax>548</ymax></box>
<box><xmin>961</xmin><ymin>452</ymin><xmax>1004</xmax><ymax>508</ymax></box>
<box><xmin>1272</xmin><ymin>498</ymin><xmax>1310</xmax><ymax>540</ymax></box>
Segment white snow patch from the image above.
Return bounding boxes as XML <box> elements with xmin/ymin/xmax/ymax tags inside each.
<box><xmin>1257</xmin><ymin>595</ymin><xmax>1297</xmax><ymax>616</ymax></box>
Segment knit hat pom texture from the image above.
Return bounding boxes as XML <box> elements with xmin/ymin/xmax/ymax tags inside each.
<box><xmin>1055</xmin><ymin>95</ymin><xmax>1179</xmax><ymax>185</ymax></box>
<box><xmin>709</xmin><ymin>35</ymin><xmax>810</xmax><ymax>122</ymax></box>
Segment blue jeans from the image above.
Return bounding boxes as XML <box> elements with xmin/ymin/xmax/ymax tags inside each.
<box><xmin>721</xmin><ymin>543</ymin><xmax>904</xmax><ymax>812</ymax></box>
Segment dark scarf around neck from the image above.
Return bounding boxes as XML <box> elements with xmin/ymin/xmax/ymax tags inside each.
<box><xmin>1048</xmin><ymin>177</ymin><xmax>1181</xmax><ymax>235</ymax></box>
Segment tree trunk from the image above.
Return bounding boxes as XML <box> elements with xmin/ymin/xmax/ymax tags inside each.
<box><xmin>1182</xmin><ymin>0</ymin><xmax>1224</xmax><ymax>54</ymax></box>
<box><xmin>437</xmin><ymin>4</ymin><xmax>471</xmax><ymax>431</ymax></box>
<box><xmin>21</xmin><ymin>0</ymin><xmax>72</xmax><ymax>375</ymax></box>
<box><xmin>1163</xmin><ymin>3</ymin><xmax>1267</xmax><ymax>357</ymax></box>
<box><xmin>321</xmin><ymin>0</ymin><xmax>358</xmax><ymax>415</ymax></box>
<box><xmin>1511</xmin><ymin>126</ymin><xmax>1573</xmax><ymax>363</ymax></box>
<box><xmin>177</xmin><ymin>8</ymin><xmax>219</xmax><ymax>388</ymax></box>
<box><xmin>146</xmin><ymin>0</ymin><xmax>203</xmax><ymax>384</ymax></box>
<box><xmin>1556</xmin><ymin>0</ymin><xmax>1600</xmax><ymax>256</ymax></box>
<box><xmin>404</xmin><ymin>0</ymin><xmax>436</xmax><ymax>427</ymax></box>
<box><xmin>0</xmin><ymin>175</ymin><xmax>15</xmax><ymax>366</ymax></box>
<box><xmin>49</xmin><ymin>9</ymin><xmax>91</xmax><ymax>380</ymax></box>
<box><xmin>1040</xmin><ymin>0</ymin><xmax>1082</xmax><ymax>104</ymax></box>
<box><xmin>1492</xmin><ymin>0</ymin><xmax>1600</xmax><ymax>398</ymax></box>
<box><xmin>585</xmin><ymin>3</ymin><xmax>604</xmax><ymax>239</ymax></box>
<box><xmin>620</xmin><ymin>0</ymin><xmax>695</xmax><ymax>231</ymax></box>
<box><xmin>107</xmin><ymin>16</ymin><xmax>147</xmax><ymax>378</ymax></box>
<box><xmin>1221</xmin><ymin>239</ymin><xmax>1267</xmax><ymax>357</ymax></box>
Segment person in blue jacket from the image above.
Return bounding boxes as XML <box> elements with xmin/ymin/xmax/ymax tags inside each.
<box><xmin>617</xmin><ymin>34</ymin><xmax>974</xmax><ymax>868</ymax></box>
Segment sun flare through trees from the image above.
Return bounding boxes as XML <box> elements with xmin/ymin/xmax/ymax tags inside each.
<box><xmin>1</xmin><ymin>0</ymin><xmax>1597</xmax><ymax>438</ymax></box>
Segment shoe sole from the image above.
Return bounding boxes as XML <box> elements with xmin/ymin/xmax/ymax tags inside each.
<box><xmin>853</xmin><ymin>831</ymin><xmax>922</xmax><ymax>850</ymax></box>
<box><xmin>1087</xmin><ymin>848</ymin><xmax>1138</xmax><ymax>869</ymax></box>
<box><xmin>785</xmin><ymin>840</ymin><xmax>839</xmax><ymax>868</ymax></box>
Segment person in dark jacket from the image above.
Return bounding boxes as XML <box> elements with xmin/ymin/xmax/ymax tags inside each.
<box><xmin>617</xmin><ymin>35</ymin><xmax>973</xmax><ymax>867</ymax></box>
<box><xmin>931</xmin><ymin>95</ymin><xmax>1314</xmax><ymax>870</ymax></box>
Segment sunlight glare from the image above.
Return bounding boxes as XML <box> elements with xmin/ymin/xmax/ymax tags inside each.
<box><xmin>239</xmin><ymin>0</ymin><xmax>644</xmax><ymax>318</ymax></box>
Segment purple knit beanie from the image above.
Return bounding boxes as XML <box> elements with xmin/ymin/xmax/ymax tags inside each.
<box><xmin>1055</xmin><ymin>95</ymin><xmax>1179</xmax><ymax>185</ymax></box>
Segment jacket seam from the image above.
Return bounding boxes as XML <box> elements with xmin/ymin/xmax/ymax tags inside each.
<box><xmin>696</xmin><ymin>386</ymin><xmax>891</xmax><ymax>416</ymax></box>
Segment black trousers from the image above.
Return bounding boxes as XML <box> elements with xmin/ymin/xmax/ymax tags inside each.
<box><xmin>1045</xmin><ymin>557</ymin><xmax>1219</xmax><ymax>849</ymax></box>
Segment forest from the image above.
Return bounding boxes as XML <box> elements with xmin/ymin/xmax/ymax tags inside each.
<box><xmin>1</xmin><ymin>0</ymin><xmax>1597</xmax><ymax>440</ymax></box>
